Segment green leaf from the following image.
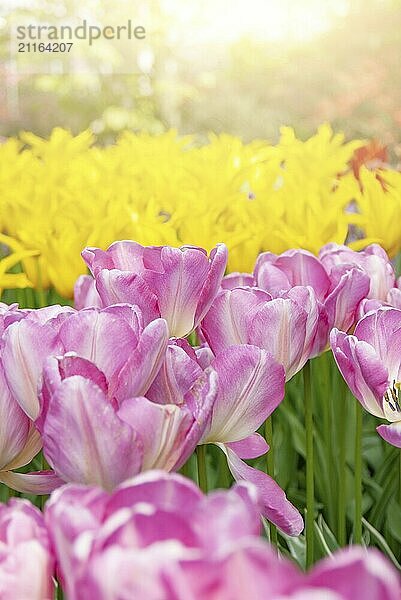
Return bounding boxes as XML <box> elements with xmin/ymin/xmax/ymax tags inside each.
<box><xmin>362</xmin><ymin>517</ymin><xmax>401</xmax><ymax>571</ymax></box>
<box><xmin>386</xmin><ymin>498</ymin><xmax>401</xmax><ymax>545</ymax></box>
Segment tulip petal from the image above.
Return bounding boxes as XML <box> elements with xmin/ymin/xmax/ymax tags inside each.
<box><xmin>74</xmin><ymin>275</ymin><xmax>102</xmax><ymax>310</ymax></box>
<box><xmin>0</xmin><ymin>470</ymin><xmax>64</xmax><ymax>494</ymax></box>
<box><xmin>180</xmin><ymin>368</ymin><xmax>218</xmax><ymax>463</ymax></box>
<box><xmin>324</xmin><ymin>266</ymin><xmax>370</xmax><ymax>331</ymax></box>
<box><xmin>58</xmin><ymin>309</ymin><xmax>138</xmax><ymax>384</ymax></box>
<box><xmin>109</xmin><ymin>240</ymin><xmax>149</xmax><ymax>270</ymax></box>
<box><xmin>255</xmin><ymin>260</ymin><xmax>292</xmax><ymax>296</ymax></box>
<box><xmin>143</xmin><ymin>246</ymin><xmax>210</xmax><ymax>337</ymax></box>
<box><xmin>195</xmin><ymin>345</ymin><xmax>215</xmax><ymax>369</ymax></box>
<box><xmin>117</xmin><ymin>397</ymin><xmax>194</xmax><ymax>471</ymax></box>
<box><xmin>24</xmin><ymin>305</ymin><xmax>74</xmax><ymax>326</ymax></box>
<box><xmin>286</xmin><ymin>286</ymin><xmax>327</xmax><ymax>358</ymax></box>
<box><xmin>387</xmin><ymin>288</ymin><xmax>401</xmax><ymax>310</ymax></box>
<box><xmin>82</xmin><ymin>246</ymin><xmax>116</xmax><ymax>274</ymax></box>
<box><xmin>2</xmin><ymin>319</ymin><xmax>64</xmax><ymax>419</ymax></box>
<box><xmin>226</xmin><ymin>434</ymin><xmax>269</xmax><ymax>459</ymax></box>
<box><xmin>42</xmin><ymin>376</ymin><xmax>142</xmax><ymax>489</ymax></box>
<box><xmin>250</xmin><ymin>297</ymin><xmax>308</xmax><ymax>380</ymax></box>
<box><xmin>0</xmin><ymin>361</ymin><xmax>31</xmax><ymax>470</ymax></box>
<box><xmin>255</xmin><ymin>250</ymin><xmax>331</xmax><ymax>301</ymax></box>
<box><xmin>377</xmin><ymin>422</ymin><xmax>401</xmax><ymax>448</ymax></box>
<box><xmin>308</xmin><ymin>546</ymin><xmax>401</xmax><ymax>600</ymax></box>
<box><xmin>320</xmin><ymin>243</ymin><xmax>395</xmax><ymax>303</ymax></box>
<box><xmin>102</xmin><ymin>303</ymin><xmax>143</xmax><ymax>337</ymax></box>
<box><xmin>330</xmin><ymin>329</ymin><xmax>388</xmax><ymax>418</ymax></box>
<box><xmin>221</xmin><ymin>272</ymin><xmax>254</xmax><ymax>289</ymax></box>
<box><xmin>4</xmin><ymin>424</ymin><xmax>42</xmax><ymax>471</ymax></box>
<box><xmin>108</xmin><ymin>471</ymin><xmax>203</xmax><ymax>517</ymax></box>
<box><xmin>195</xmin><ymin>243</ymin><xmax>228</xmax><ymax>325</ymax></box>
<box><xmin>56</xmin><ymin>354</ymin><xmax>109</xmax><ymax>395</ymax></box>
<box><xmin>112</xmin><ymin>318</ymin><xmax>169</xmax><ymax>402</ymax></box>
<box><xmin>95</xmin><ymin>270</ymin><xmax>159</xmax><ymax>324</ymax></box>
<box><xmin>204</xmin><ymin>345</ymin><xmax>285</xmax><ymax>442</ymax></box>
<box><xmin>218</xmin><ymin>444</ymin><xmax>304</xmax><ymax>536</ymax></box>
<box><xmin>355</xmin><ymin>307</ymin><xmax>401</xmax><ymax>383</ymax></box>
<box><xmin>146</xmin><ymin>343</ymin><xmax>204</xmax><ymax>406</ymax></box>
<box><xmin>201</xmin><ymin>287</ymin><xmax>271</xmax><ymax>354</ymax></box>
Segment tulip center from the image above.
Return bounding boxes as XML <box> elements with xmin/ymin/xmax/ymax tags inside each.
<box><xmin>384</xmin><ymin>380</ymin><xmax>401</xmax><ymax>413</ymax></box>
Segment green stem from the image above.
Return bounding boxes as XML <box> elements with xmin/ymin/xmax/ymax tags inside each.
<box><xmin>265</xmin><ymin>416</ymin><xmax>278</xmax><ymax>546</ymax></box>
<box><xmin>179</xmin><ymin>460</ymin><xmax>190</xmax><ymax>478</ymax></box>
<box><xmin>196</xmin><ymin>445</ymin><xmax>208</xmax><ymax>493</ymax></box>
<box><xmin>217</xmin><ymin>449</ymin><xmax>230</xmax><ymax>489</ymax></box>
<box><xmin>399</xmin><ymin>451</ymin><xmax>401</xmax><ymax>507</ymax></box>
<box><xmin>337</xmin><ymin>379</ymin><xmax>347</xmax><ymax>546</ymax></box>
<box><xmin>1</xmin><ymin>484</ymin><xmax>10</xmax><ymax>503</ymax></box>
<box><xmin>25</xmin><ymin>286</ymin><xmax>36</xmax><ymax>308</ymax></box>
<box><xmin>354</xmin><ymin>401</ymin><xmax>363</xmax><ymax>544</ymax></box>
<box><xmin>304</xmin><ymin>360</ymin><xmax>314</xmax><ymax>569</ymax></box>
<box><xmin>16</xmin><ymin>288</ymin><xmax>25</xmax><ymax>308</ymax></box>
<box><xmin>321</xmin><ymin>352</ymin><xmax>335</xmax><ymax>529</ymax></box>
<box><xmin>35</xmin><ymin>259</ymin><xmax>47</xmax><ymax>307</ymax></box>
<box><xmin>13</xmin><ymin>262</ymin><xmax>26</xmax><ymax>307</ymax></box>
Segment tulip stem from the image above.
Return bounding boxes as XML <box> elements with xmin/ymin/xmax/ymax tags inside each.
<box><xmin>322</xmin><ymin>353</ymin><xmax>335</xmax><ymax>530</ymax></box>
<box><xmin>218</xmin><ymin>449</ymin><xmax>230</xmax><ymax>489</ymax></box>
<box><xmin>399</xmin><ymin>451</ymin><xmax>401</xmax><ymax>507</ymax></box>
<box><xmin>337</xmin><ymin>379</ymin><xmax>347</xmax><ymax>546</ymax></box>
<box><xmin>196</xmin><ymin>445</ymin><xmax>208</xmax><ymax>493</ymax></box>
<box><xmin>304</xmin><ymin>360</ymin><xmax>314</xmax><ymax>569</ymax></box>
<box><xmin>354</xmin><ymin>401</ymin><xmax>363</xmax><ymax>544</ymax></box>
<box><xmin>265</xmin><ymin>416</ymin><xmax>278</xmax><ymax>547</ymax></box>
<box><xmin>35</xmin><ymin>259</ymin><xmax>47</xmax><ymax>308</ymax></box>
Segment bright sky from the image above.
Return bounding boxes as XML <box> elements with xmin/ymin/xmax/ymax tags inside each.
<box><xmin>0</xmin><ymin>0</ymin><xmax>351</xmax><ymax>46</ymax></box>
<box><xmin>161</xmin><ymin>0</ymin><xmax>350</xmax><ymax>44</ymax></box>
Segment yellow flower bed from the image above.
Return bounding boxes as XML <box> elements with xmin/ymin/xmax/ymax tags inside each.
<box><xmin>1</xmin><ymin>124</ymin><xmax>400</xmax><ymax>298</ymax></box>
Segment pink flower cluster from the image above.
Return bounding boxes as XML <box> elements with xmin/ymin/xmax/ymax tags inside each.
<box><xmin>0</xmin><ymin>472</ymin><xmax>399</xmax><ymax>599</ymax></box>
<box><xmin>0</xmin><ymin>239</ymin><xmax>400</xmax><ymax>596</ymax></box>
<box><xmin>0</xmin><ymin>243</ymin><xmax>302</xmax><ymax>535</ymax></box>
<box><xmin>215</xmin><ymin>241</ymin><xmax>401</xmax><ymax>451</ymax></box>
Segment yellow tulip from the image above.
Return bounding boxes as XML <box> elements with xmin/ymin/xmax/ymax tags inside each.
<box><xmin>2</xmin><ymin>124</ymin><xmax>397</xmax><ymax>300</ymax></box>
<box><xmin>0</xmin><ymin>234</ymin><xmax>38</xmax><ymax>295</ymax></box>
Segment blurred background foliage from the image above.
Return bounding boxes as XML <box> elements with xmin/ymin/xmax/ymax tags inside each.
<box><xmin>0</xmin><ymin>0</ymin><xmax>401</xmax><ymax>149</ymax></box>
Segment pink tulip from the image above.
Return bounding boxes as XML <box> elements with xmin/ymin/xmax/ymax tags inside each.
<box><xmin>254</xmin><ymin>248</ymin><xmax>370</xmax><ymax>339</ymax></box>
<box><xmin>357</xmin><ymin>298</ymin><xmax>386</xmax><ymax>319</ymax></box>
<box><xmin>45</xmin><ymin>472</ymin><xmax>400</xmax><ymax>600</ymax></box>
<box><xmin>216</xmin><ymin>545</ymin><xmax>400</xmax><ymax>600</ymax></box>
<box><xmin>357</xmin><ymin>277</ymin><xmax>401</xmax><ymax>318</ymax></box>
<box><xmin>2</xmin><ymin>304</ymin><xmax>169</xmax><ymax>419</ymax></box>
<box><xmin>201</xmin><ymin>344</ymin><xmax>302</xmax><ymax>535</ymax></box>
<box><xmin>37</xmin><ymin>351</ymin><xmax>217</xmax><ymax>489</ymax></box>
<box><xmin>0</xmin><ymin>302</ymin><xmax>27</xmax><ymax>338</ymax></box>
<box><xmin>387</xmin><ymin>283</ymin><xmax>401</xmax><ymax>309</ymax></box>
<box><xmin>147</xmin><ymin>340</ymin><xmax>303</xmax><ymax>535</ymax></box>
<box><xmin>45</xmin><ymin>471</ymin><xmax>261</xmax><ymax>600</ymax></box>
<box><xmin>254</xmin><ymin>249</ymin><xmax>331</xmax><ymax>301</ymax></box>
<box><xmin>331</xmin><ymin>307</ymin><xmax>401</xmax><ymax>447</ymax></box>
<box><xmin>81</xmin><ymin>241</ymin><xmax>228</xmax><ymax>337</ymax></box>
<box><xmin>74</xmin><ymin>274</ymin><xmax>102</xmax><ymax>309</ymax></box>
<box><xmin>0</xmin><ymin>499</ymin><xmax>54</xmax><ymax>599</ymax></box>
<box><xmin>0</xmin><ymin>358</ymin><xmax>62</xmax><ymax>494</ymax></box>
<box><xmin>1</xmin><ymin>304</ymin><xmax>74</xmax><ymax>419</ymax></box>
<box><xmin>201</xmin><ymin>286</ymin><xmax>322</xmax><ymax>380</ymax></box>
<box><xmin>303</xmin><ymin>546</ymin><xmax>400</xmax><ymax>600</ymax></box>
<box><xmin>319</xmin><ymin>243</ymin><xmax>395</xmax><ymax>302</ymax></box>
<box><xmin>221</xmin><ymin>272</ymin><xmax>255</xmax><ymax>289</ymax></box>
